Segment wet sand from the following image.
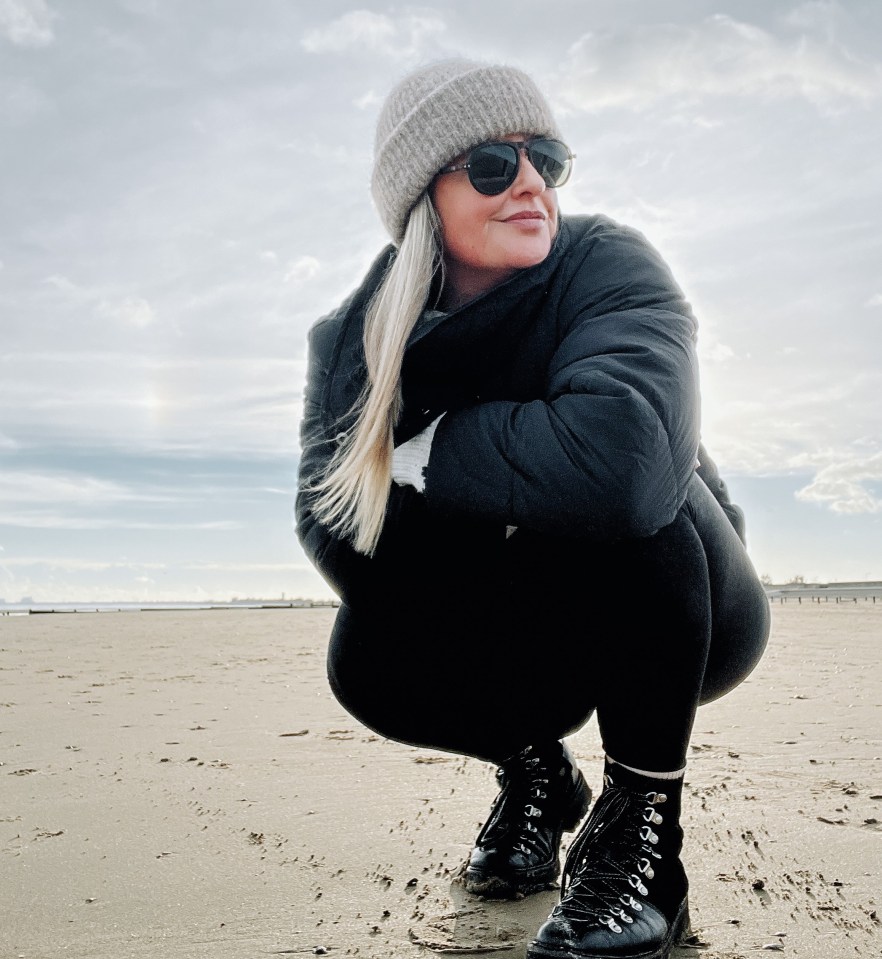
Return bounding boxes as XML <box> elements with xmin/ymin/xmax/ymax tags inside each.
<box><xmin>1</xmin><ymin>603</ymin><xmax>880</xmax><ymax>958</ymax></box>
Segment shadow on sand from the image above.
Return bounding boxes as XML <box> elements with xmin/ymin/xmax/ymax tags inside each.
<box><xmin>409</xmin><ymin>880</ymin><xmax>699</xmax><ymax>958</ymax></box>
<box><xmin>408</xmin><ymin>880</ymin><xmax>558</xmax><ymax>956</ymax></box>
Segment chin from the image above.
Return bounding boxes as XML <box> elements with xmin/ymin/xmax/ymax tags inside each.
<box><xmin>506</xmin><ymin>239</ymin><xmax>553</xmax><ymax>268</ymax></box>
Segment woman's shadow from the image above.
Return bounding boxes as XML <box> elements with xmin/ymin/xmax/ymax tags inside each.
<box><xmin>409</xmin><ymin>878</ymin><xmax>559</xmax><ymax>956</ymax></box>
<box><xmin>410</xmin><ymin>878</ymin><xmax>699</xmax><ymax>958</ymax></box>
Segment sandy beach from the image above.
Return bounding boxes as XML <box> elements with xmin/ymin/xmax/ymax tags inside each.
<box><xmin>1</xmin><ymin>603</ymin><xmax>879</xmax><ymax>959</ymax></box>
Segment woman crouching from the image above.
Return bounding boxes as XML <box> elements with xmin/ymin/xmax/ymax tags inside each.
<box><xmin>296</xmin><ymin>58</ymin><xmax>770</xmax><ymax>959</ymax></box>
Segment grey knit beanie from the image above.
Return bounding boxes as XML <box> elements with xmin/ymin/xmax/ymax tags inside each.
<box><xmin>372</xmin><ymin>59</ymin><xmax>563</xmax><ymax>244</ymax></box>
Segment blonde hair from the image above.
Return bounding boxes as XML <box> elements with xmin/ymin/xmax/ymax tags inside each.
<box><xmin>308</xmin><ymin>193</ymin><xmax>443</xmax><ymax>555</ymax></box>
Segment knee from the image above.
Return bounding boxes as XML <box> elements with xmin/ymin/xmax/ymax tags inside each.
<box><xmin>325</xmin><ymin>607</ymin><xmax>385</xmax><ymax>729</ymax></box>
<box><xmin>617</xmin><ymin>512</ymin><xmax>712</xmax><ymax>627</ymax></box>
<box><xmin>701</xmin><ymin>583</ymin><xmax>771</xmax><ymax>703</ymax></box>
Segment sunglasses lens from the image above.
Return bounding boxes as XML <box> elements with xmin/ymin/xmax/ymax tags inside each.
<box><xmin>459</xmin><ymin>139</ymin><xmax>574</xmax><ymax>194</ymax></box>
<box><xmin>467</xmin><ymin>143</ymin><xmax>520</xmax><ymax>195</ymax></box>
<box><xmin>528</xmin><ymin>139</ymin><xmax>573</xmax><ymax>188</ymax></box>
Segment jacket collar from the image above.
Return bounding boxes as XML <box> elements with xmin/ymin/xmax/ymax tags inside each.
<box><xmin>324</xmin><ymin>217</ymin><xmax>573</xmax><ymax>426</ymax></box>
<box><xmin>405</xmin><ymin>216</ymin><xmax>572</xmax><ymax>349</ymax></box>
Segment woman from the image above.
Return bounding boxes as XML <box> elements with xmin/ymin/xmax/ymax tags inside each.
<box><xmin>296</xmin><ymin>59</ymin><xmax>770</xmax><ymax>959</ymax></box>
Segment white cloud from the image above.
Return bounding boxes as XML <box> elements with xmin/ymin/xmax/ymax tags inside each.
<box><xmin>0</xmin><ymin>556</ymin><xmax>170</xmax><ymax>571</ymax></box>
<box><xmin>701</xmin><ymin>342</ymin><xmax>736</xmax><ymax>364</ymax></box>
<box><xmin>796</xmin><ymin>451</ymin><xmax>882</xmax><ymax>513</ymax></box>
<box><xmin>44</xmin><ymin>278</ymin><xmax>155</xmax><ymax>327</ymax></box>
<box><xmin>0</xmin><ymin>353</ymin><xmax>302</xmax><ymax>456</ymax></box>
<box><xmin>44</xmin><ymin>273</ymin><xmax>86</xmax><ymax>297</ymax></box>
<box><xmin>866</xmin><ymin>293</ymin><xmax>882</xmax><ymax>307</ymax></box>
<box><xmin>354</xmin><ymin>89</ymin><xmax>381</xmax><ymax>110</ymax></box>
<box><xmin>285</xmin><ymin>256</ymin><xmax>321</xmax><ymax>285</ymax></box>
<box><xmin>98</xmin><ymin>296</ymin><xmax>155</xmax><ymax>328</ymax></box>
<box><xmin>301</xmin><ymin>10</ymin><xmax>445</xmax><ymax>59</ymax></box>
<box><xmin>784</xmin><ymin>1</ymin><xmax>840</xmax><ymax>34</ymax></box>
<box><xmin>700</xmin><ymin>374</ymin><xmax>880</xmax><ymax>478</ymax></box>
<box><xmin>0</xmin><ymin>512</ymin><xmax>242</xmax><ymax>530</ymax></box>
<box><xmin>556</xmin><ymin>14</ymin><xmax>882</xmax><ymax>113</ymax></box>
<box><xmin>182</xmin><ymin>561</ymin><xmax>302</xmax><ymax>571</ymax></box>
<box><xmin>118</xmin><ymin>0</ymin><xmax>159</xmax><ymax>16</ymax></box>
<box><xmin>0</xmin><ymin>0</ymin><xmax>54</xmax><ymax>47</ymax></box>
<box><xmin>302</xmin><ymin>10</ymin><xmax>393</xmax><ymax>53</ymax></box>
<box><xmin>3</xmin><ymin>80</ymin><xmax>55</xmax><ymax>127</ymax></box>
<box><xmin>0</xmin><ymin>471</ymin><xmax>153</xmax><ymax>506</ymax></box>
<box><xmin>691</xmin><ymin>116</ymin><xmax>724</xmax><ymax>131</ymax></box>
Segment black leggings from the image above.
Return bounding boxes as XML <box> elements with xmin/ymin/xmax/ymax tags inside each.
<box><xmin>326</xmin><ymin>475</ymin><xmax>770</xmax><ymax>771</ymax></box>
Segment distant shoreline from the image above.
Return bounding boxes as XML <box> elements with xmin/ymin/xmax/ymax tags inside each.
<box><xmin>3</xmin><ymin>582</ymin><xmax>882</xmax><ymax>615</ymax></box>
<box><xmin>0</xmin><ymin>599</ymin><xmax>341</xmax><ymax>616</ymax></box>
<box><xmin>765</xmin><ymin>580</ymin><xmax>882</xmax><ymax>602</ymax></box>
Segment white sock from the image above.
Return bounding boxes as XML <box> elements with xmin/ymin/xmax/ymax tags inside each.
<box><xmin>607</xmin><ymin>755</ymin><xmax>686</xmax><ymax>780</ymax></box>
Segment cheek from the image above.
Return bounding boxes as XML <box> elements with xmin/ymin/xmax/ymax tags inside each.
<box><xmin>437</xmin><ymin>198</ymin><xmax>497</xmax><ymax>262</ymax></box>
<box><xmin>544</xmin><ymin>196</ymin><xmax>559</xmax><ymax>232</ymax></box>
<box><xmin>443</xmin><ymin>219</ymin><xmax>483</xmax><ymax>266</ymax></box>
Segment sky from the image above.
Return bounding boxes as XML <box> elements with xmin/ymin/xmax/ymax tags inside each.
<box><xmin>1</xmin><ymin>0</ymin><xmax>880</xmax><ymax>603</ymax></box>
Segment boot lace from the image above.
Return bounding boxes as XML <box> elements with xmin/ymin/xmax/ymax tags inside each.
<box><xmin>476</xmin><ymin>748</ymin><xmax>554</xmax><ymax>857</ymax></box>
<box><xmin>556</xmin><ymin>780</ymin><xmax>666</xmax><ymax>934</ymax></box>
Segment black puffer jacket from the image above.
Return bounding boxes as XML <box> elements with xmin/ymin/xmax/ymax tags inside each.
<box><xmin>296</xmin><ymin>214</ymin><xmax>743</xmax><ymax>607</ymax></box>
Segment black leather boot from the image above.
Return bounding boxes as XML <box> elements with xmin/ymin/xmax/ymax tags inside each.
<box><xmin>464</xmin><ymin>741</ymin><xmax>592</xmax><ymax>899</ymax></box>
<box><xmin>526</xmin><ymin>762</ymin><xmax>690</xmax><ymax>959</ymax></box>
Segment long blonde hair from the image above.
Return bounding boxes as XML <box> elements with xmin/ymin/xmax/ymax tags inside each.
<box><xmin>308</xmin><ymin>193</ymin><xmax>443</xmax><ymax>555</ymax></box>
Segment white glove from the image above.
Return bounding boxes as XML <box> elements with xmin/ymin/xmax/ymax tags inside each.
<box><xmin>391</xmin><ymin>415</ymin><xmax>443</xmax><ymax>492</ymax></box>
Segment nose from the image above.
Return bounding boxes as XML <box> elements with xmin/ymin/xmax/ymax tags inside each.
<box><xmin>511</xmin><ymin>147</ymin><xmax>546</xmax><ymax>195</ymax></box>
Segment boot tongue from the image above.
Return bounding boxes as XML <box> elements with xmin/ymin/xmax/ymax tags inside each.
<box><xmin>502</xmin><ymin>741</ymin><xmax>566</xmax><ymax>782</ymax></box>
<box><xmin>602</xmin><ymin>762</ymin><xmax>684</xmax><ymax>841</ymax></box>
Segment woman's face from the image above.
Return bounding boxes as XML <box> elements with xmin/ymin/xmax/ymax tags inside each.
<box><xmin>430</xmin><ymin>134</ymin><xmax>559</xmax><ymax>307</ymax></box>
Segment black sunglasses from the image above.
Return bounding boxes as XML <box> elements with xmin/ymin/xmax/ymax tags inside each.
<box><xmin>437</xmin><ymin>137</ymin><xmax>575</xmax><ymax>195</ymax></box>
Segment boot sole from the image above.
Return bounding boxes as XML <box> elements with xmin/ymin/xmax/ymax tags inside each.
<box><xmin>463</xmin><ymin>770</ymin><xmax>592</xmax><ymax>899</ymax></box>
<box><xmin>525</xmin><ymin>898</ymin><xmax>691</xmax><ymax>959</ymax></box>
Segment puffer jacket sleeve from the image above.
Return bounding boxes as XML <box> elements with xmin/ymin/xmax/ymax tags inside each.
<box><xmin>423</xmin><ymin>224</ymin><xmax>701</xmax><ymax>540</ymax></box>
<box><xmin>696</xmin><ymin>441</ymin><xmax>746</xmax><ymax>545</ymax></box>
<box><xmin>295</xmin><ymin>317</ymin><xmax>348</xmax><ymax>588</ymax></box>
<box><xmin>295</xmin><ymin>317</ymin><xmax>424</xmax><ymax>604</ymax></box>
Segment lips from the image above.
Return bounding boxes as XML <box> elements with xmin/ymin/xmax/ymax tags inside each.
<box><xmin>504</xmin><ymin>210</ymin><xmax>546</xmax><ymax>222</ymax></box>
